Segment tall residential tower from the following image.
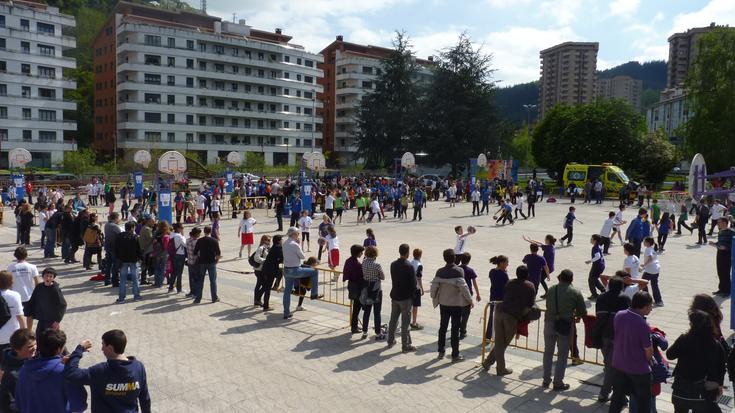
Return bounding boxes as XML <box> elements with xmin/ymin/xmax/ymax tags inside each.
<box><xmin>538</xmin><ymin>41</ymin><xmax>598</xmax><ymax>119</ymax></box>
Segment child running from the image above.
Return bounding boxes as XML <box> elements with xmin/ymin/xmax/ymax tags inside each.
<box><xmin>559</xmin><ymin>206</ymin><xmax>583</xmax><ymax>246</ymax></box>
<box><xmin>522</xmin><ymin>235</ymin><xmax>556</xmax><ymax>298</ymax></box>
<box><xmin>237</xmin><ymin>210</ymin><xmax>256</xmax><ymax>258</ymax></box>
<box><xmin>640</xmin><ymin>237</ymin><xmax>663</xmax><ymax>307</ymax></box>
<box><xmin>585</xmin><ymin>234</ymin><xmax>606</xmax><ymax>300</ymax></box>
<box><xmin>326</xmin><ymin>225</ymin><xmax>340</xmax><ymax>270</ymax></box>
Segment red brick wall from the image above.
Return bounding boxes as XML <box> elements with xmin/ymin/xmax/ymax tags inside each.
<box><xmin>92</xmin><ymin>15</ymin><xmax>117</xmax><ymax>157</ymax></box>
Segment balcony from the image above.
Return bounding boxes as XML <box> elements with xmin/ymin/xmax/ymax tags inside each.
<box><xmin>0</xmin><ymin>27</ymin><xmax>76</xmax><ymax>49</ymax></box>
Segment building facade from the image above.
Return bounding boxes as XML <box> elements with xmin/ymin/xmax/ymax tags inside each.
<box><xmin>538</xmin><ymin>41</ymin><xmax>598</xmax><ymax>119</ymax></box>
<box><xmin>596</xmin><ymin>75</ymin><xmax>643</xmax><ymax>112</ymax></box>
<box><xmin>645</xmin><ymin>88</ymin><xmax>690</xmax><ymax>145</ymax></box>
<box><xmin>0</xmin><ymin>0</ymin><xmax>77</xmax><ymax>168</ymax></box>
<box><xmin>93</xmin><ymin>2</ymin><xmax>323</xmax><ymax>166</ymax></box>
<box><xmin>666</xmin><ymin>23</ymin><xmax>717</xmax><ymax>89</ymax></box>
<box><xmin>319</xmin><ymin>36</ymin><xmax>432</xmax><ymax>166</ymax></box>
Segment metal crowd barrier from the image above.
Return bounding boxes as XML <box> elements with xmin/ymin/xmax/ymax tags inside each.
<box><xmin>480</xmin><ymin>301</ymin><xmax>603</xmax><ymax>367</ymax></box>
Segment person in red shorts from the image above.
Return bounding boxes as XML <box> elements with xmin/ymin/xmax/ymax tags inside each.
<box><xmin>238</xmin><ymin>210</ymin><xmax>257</xmax><ymax>259</ymax></box>
<box><xmin>325</xmin><ymin>225</ymin><xmax>340</xmax><ymax>270</ymax></box>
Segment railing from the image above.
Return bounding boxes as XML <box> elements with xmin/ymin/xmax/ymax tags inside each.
<box><xmin>480</xmin><ymin>301</ymin><xmax>603</xmax><ymax>367</ymax></box>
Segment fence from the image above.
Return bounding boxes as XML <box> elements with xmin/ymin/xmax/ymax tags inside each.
<box><xmin>480</xmin><ymin>302</ymin><xmax>603</xmax><ymax>367</ymax></box>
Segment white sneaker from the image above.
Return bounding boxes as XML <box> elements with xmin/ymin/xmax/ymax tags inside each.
<box><xmin>295</xmin><ymin>306</ymin><xmax>304</xmax><ymax>311</ymax></box>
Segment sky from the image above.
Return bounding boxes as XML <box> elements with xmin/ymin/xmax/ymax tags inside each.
<box><xmin>209</xmin><ymin>0</ymin><xmax>735</xmax><ymax>87</ymax></box>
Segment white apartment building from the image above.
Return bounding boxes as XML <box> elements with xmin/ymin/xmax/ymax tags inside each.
<box><xmin>320</xmin><ymin>37</ymin><xmax>432</xmax><ymax>166</ymax></box>
<box><xmin>95</xmin><ymin>3</ymin><xmax>323</xmax><ymax>166</ymax></box>
<box><xmin>0</xmin><ymin>1</ymin><xmax>77</xmax><ymax>168</ymax></box>
<box><xmin>646</xmin><ymin>88</ymin><xmax>691</xmax><ymax>145</ymax></box>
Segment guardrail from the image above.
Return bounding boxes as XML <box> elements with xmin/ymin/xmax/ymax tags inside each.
<box><xmin>480</xmin><ymin>301</ymin><xmax>603</xmax><ymax>367</ymax></box>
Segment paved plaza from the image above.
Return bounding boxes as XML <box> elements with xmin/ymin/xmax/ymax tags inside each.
<box><xmin>3</xmin><ymin>197</ymin><xmax>731</xmax><ymax>412</ymax></box>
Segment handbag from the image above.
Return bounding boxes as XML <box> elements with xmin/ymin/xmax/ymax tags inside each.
<box><xmin>553</xmin><ymin>287</ymin><xmax>572</xmax><ymax>336</ymax></box>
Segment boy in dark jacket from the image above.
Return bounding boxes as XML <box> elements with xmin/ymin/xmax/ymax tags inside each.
<box><xmin>24</xmin><ymin>268</ymin><xmax>67</xmax><ymax>338</ymax></box>
<box><xmin>0</xmin><ymin>329</ymin><xmax>36</xmax><ymax>413</ymax></box>
<box><xmin>65</xmin><ymin>329</ymin><xmax>151</xmax><ymax>413</ymax></box>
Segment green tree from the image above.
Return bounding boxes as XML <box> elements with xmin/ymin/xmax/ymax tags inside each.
<box><xmin>631</xmin><ymin>131</ymin><xmax>679</xmax><ymax>185</ymax></box>
<box><xmin>356</xmin><ymin>32</ymin><xmax>421</xmax><ymax>168</ymax></box>
<box><xmin>684</xmin><ymin>28</ymin><xmax>735</xmax><ymax>171</ymax></box>
<box><xmin>63</xmin><ymin>148</ymin><xmax>98</xmax><ymax>175</ymax></box>
<box><xmin>243</xmin><ymin>152</ymin><xmax>266</xmax><ymax>172</ymax></box>
<box><xmin>420</xmin><ymin>34</ymin><xmax>501</xmax><ymax>175</ymax></box>
<box><xmin>532</xmin><ymin>99</ymin><xmax>673</xmax><ymax>184</ymax></box>
<box><xmin>510</xmin><ymin>126</ymin><xmax>534</xmax><ymax>167</ymax></box>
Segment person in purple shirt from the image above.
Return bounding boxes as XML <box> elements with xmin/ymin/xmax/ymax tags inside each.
<box><xmin>485</xmin><ymin>255</ymin><xmax>509</xmax><ymax>340</ymax></box>
<box><xmin>458</xmin><ymin>253</ymin><xmax>481</xmax><ymax>340</ymax></box>
<box><xmin>585</xmin><ymin>234</ymin><xmax>606</xmax><ymax>300</ymax></box>
<box><xmin>609</xmin><ymin>291</ymin><xmax>654</xmax><ymax>413</ymax></box>
<box><xmin>522</xmin><ymin>244</ymin><xmax>549</xmax><ymax>296</ymax></box>
<box><xmin>523</xmin><ymin>234</ymin><xmax>556</xmax><ymax>298</ymax></box>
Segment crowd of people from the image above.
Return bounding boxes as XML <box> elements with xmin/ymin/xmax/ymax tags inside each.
<box><xmin>2</xmin><ymin>171</ymin><xmax>735</xmax><ymax>412</ymax></box>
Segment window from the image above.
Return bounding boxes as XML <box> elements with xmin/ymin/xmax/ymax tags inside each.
<box><xmin>284</xmin><ymin>88</ymin><xmax>289</xmax><ymax>95</ymax></box>
<box><xmin>186</xmin><ymin>133</ymin><xmax>193</xmax><ymax>143</ymax></box>
<box><xmin>0</xmin><ymin>129</ymin><xmax>6</xmax><ymax>141</ymax></box>
<box><xmin>199</xmin><ymin>61</ymin><xmax>207</xmax><ymax>71</ymax></box>
<box><xmin>283</xmin><ymin>121</ymin><xmax>290</xmax><ymax>129</ymax></box>
<box><xmin>199</xmin><ymin>43</ymin><xmax>206</xmax><ymax>52</ymax></box>
<box><xmin>297</xmin><ymin>58</ymin><xmax>302</xmax><ymax>65</ymax></box>
<box><xmin>38</xmin><ymin>88</ymin><xmax>55</xmax><ymax>99</ymax></box>
<box><xmin>243</xmin><ymin>119</ymin><xmax>251</xmax><ymax>128</ymax></box>
<box><xmin>232</xmin><ymin>66</ymin><xmax>239</xmax><ymax>74</ymax></box>
<box><xmin>214</xmin><ymin>63</ymin><xmax>224</xmax><ymax>73</ymax></box>
<box><xmin>213</xmin><ymin>135</ymin><xmax>225</xmax><ymax>144</ymax></box>
<box><xmin>257</xmin><ymin>69</ymin><xmax>264</xmax><ymax>78</ymax></box>
<box><xmin>144</xmin><ymin>55</ymin><xmax>161</xmax><ymax>66</ymax></box>
<box><xmin>283</xmin><ymin>105</ymin><xmax>290</xmax><ymax>112</ymax></box>
<box><xmin>362</xmin><ymin>66</ymin><xmax>373</xmax><ymax>74</ymax></box>
<box><xmin>244</xmin><ymin>85</ymin><xmax>251</xmax><ymax>93</ymax></box>
<box><xmin>167</xmin><ymin>132</ymin><xmax>175</xmax><ymax>142</ymax></box>
<box><xmin>199</xmin><ymin>115</ymin><xmax>206</xmax><ymax>125</ymax></box>
<box><xmin>231</xmin><ymin>48</ymin><xmax>239</xmax><ymax>56</ymax></box>
<box><xmin>167</xmin><ymin>94</ymin><xmax>175</xmax><ymax>105</ymax></box>
<box><xmin>186</xmin><ymin>59</ymin><xmax>194</xmax><ymax>69</ymax></box>
<box><xmin>257</xmin><ymin>52</ymin><xmax>264</xmax><ymax>60</ymax></box>
<box><xmin>304</xmin><ymin>108</ymin><xmax>312</xmax><ymax>116</ymax></box>
<box><xmin>231</xmin><ymin>83</ymin><xmax>238</xmax><ymax>92</ymax></box>
<box><xmin>144</xmin><ymin>112</ymin><xmax>161</xmax><ymax>123</ymax></box>
<box><xmin>186</xmin><ymin>77</ymin><xmax>193</xmax><ymax>88</ymax></box>
<box><xmin>22</xmin><ymin>86</ymin><xmax>31</xmax><ymax>98</ymax></box>
<box><xmin>22</xmin><ymin>130</ymin><xmax>31</xmax><ymax>141</ymax></box>
<box><xmin>305</xmin><ymin>60</ymin><xmax>314</xmax><ymax>68</ymax></box>
<box><xmin>230</xmin><ymin>101</ymin><xmax>238</xmax><ymax>109</ymax></box>
<box><xmin>144</xmin><ymin>35</ymin><xmax>161</xmax><ymax>46</ymax></box>
<box><xmin>167</xmin><ymin>37</ymin><xmax>175</xmax><ymax>48</ymax></box>
<box><xmin>305</xmin><ymin>76</ymin><xmax>314</xmax><ymax>84</ymax></box>
<box><xmin>167</xmin><ymin>114</ymin><xmax>175</xmax><ymax>124</ymax></box>
<box><xmin>167</xmin><ymin>76</ymin><xmax>175</xmax><ymax>86</ymax></box>
<box><xmin>198</xmin><ymin>98</ymin><xmax>207</xmax><ymax>107</ymax></box>
<box><xmin>144</xmin><ymin>74</ymin><xmax>161</xmax><ymax>85</ymax></box>
<box><xmin>144</xmin><ymin>93</ymin><xmax>161</xmax><ymax>104</ymax></box>
<box><xmin>37</xmin><ymin>22</ymin><xmax>55</xmax><ymax>35</ymax></box>
<box><xmin>304</xmin><ymin>91</ymin><xmax>313</xmax><ymax>99</ymax></box>
<box><xmin>198</xmin><ymin>134</ymin><xmax>206</xmax><ymax>143</ymax></box>
<box><xmin>186</xmin><ymin>96</ymin><xmax>194</xmax><ymax>106</ymax></box>
<box><xmin>20</xmin><ymin>63</ymin><xmax>29</xmax><ymax>74</ymax></box>
<box><xmin>296</xmin><ymin>74</ymin><xmax>302</xmax><ymax>81</ymax></box>
<box><xmin>214</xmin><ymin>99</ymin><xmax>224</xmax><ymax>109</ymax></box>
<box><xmin>214</xmin><ymin>45</ymin><xmax>224</xmax><ymax>54</ymax></box>
<box><xmin>284</xmin><ymin>55</ymin><xmax>290</xmax><ymax>63</ymax></box>
<box><xmin>0</xmin><ymin>61</ymin><xmax>4</xmax><ymax>73</ymax></box>
<box><xmin>39</xmin><ymin>131</ymin><xmax>56</xmax><ymax>141</ymax></box>
<box><xmin>0</xmin><ymin>16</ymin><xmax>5</xmax><ymax>28</ymax></box>
<box><xmin>39</xmin><ymin>109</ymin><xmax>55</xmax><ymax>121</ymax></box>
<box><xmin>144</xmin><ymin>132</ymin><xmax>161</xmax><ymax>142</ymax></box>
<box><xmin>38</xmin><ymin>66</ymin><xmax>56</xmax><ymax>78</ymax></box>
<box><xmin>284</xmin><ymin>72</ymin><xmax>290</xmax><ymax>79</ymax></box>
<box><xmin>37</xmin><ymin>44</ymin><xmax>55</xmax><ymax>56</ymax></box>
<box><xmin>244</xmin><ymin>67</ymin><xmax>251</xmax><ymax>75</ymax></box>
<box><xmin>187</xmin><ymin>40</ymin><xmax>194</xmax><ymax>50</ymax></box>
<box><xmin>186</xmin><ymin>114</ymin><xmax>194</xmax><ymax>125</ymax></box>
<box><xmin>20</xmin><ymin>19</ymin><xmax>29</xmax><ymax>31</ymax></box>
<box><xmin>214</xmin><ymin>81</ymin><xmax>224</xmax><ymax>91</ymax></box>
<box><xmin>231</xmin><ymin>118</ymin><xmax>238</xmax><ymax>127</ymax></box>
<box><xmin>199</xmin><ymin>79</ymin><xmax>207</xmax><ymax>88</ymax></box>
<box><xmin>304</xmin><ymin>124</ymin><xmax>313</xmax><ymax>132</ymax></box>
<box><xmin>21</xmin><ymin>42</ymin><xmax>30</xmax><ymax>53</ymax></box>
<box><xmin>213</xmin><ymin>117</ymin><xmax>224</xmax><ymax>126</ymax></box>
<box><xmin>0</xmin><ymin>107</ymin><xmax>5</xmax><ymax>118</ymax></box>
<box><xmin>0</xmin><ymin>39</ymin><xmax>4</xmax><ymax>50</ymax></box>
<box><xmin>167</xmin><ymin>57</ymin><xmax>175</xmax><ymax>67</ymax></box>
<box><xmin>362</xmin><ymin>81</ymin><xmax>372</xmax><ymax>89</ymax></box>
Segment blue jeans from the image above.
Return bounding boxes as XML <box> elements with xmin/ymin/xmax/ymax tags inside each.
<box><xmin>61</xmin><ymin>236</ymin><xmax>71</xmax><ymax>260</ymax></box>
<box><xmin>154</xmin><ymin>252</ymin><xmax>168</xmax><ymax>287</ymax></box>
<box><xmin>118</xmin><ymin>262</ymin><xmax>140</xmax><ymax>300</ymax></box>
<box><xmin>283</xmin><ymin>267</ymin><xmax>319</xmax><ymax>317</ymax></box>
<box><xmin>104</xmin><ymin>248</ymin><xmax>119</xmax><ymax>285</ymax></box>
<box><xmin>196</xmin><ymin>263</ymin><xmax>218</xmax><ymax>301</ymax></box>
<box><xmin>169</xmin><ymin>255</ymin><xmax>185</xmax><ymax>292</ymax></box>
<box><xmin>44</xmin><ymin>228</ymin><xmax>56</xmax><ymax>257</ymax></box>
<box><xmin>642</xmin><ymin>272</ymin><xmax>662</xmax><ymax>304</ymax></box>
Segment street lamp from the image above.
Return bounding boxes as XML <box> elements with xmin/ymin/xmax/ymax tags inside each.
<box><xmin>522</xmin><ymin>104</ymin><xmax>536</xmax><ymax>135</ymax></box>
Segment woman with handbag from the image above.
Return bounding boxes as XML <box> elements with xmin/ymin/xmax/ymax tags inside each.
<box><xmin>360</xmin><ymin>246</ymin><xmax>385</xmax><ymax>340</ymax></box>
<box><xmin>666</xmin><ymin>310</ymin><xmax>725</xmax><ymax>412</ymax></box>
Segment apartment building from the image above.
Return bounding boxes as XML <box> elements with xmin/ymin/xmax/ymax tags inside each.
<box><xmin>93</xmin><ymin>2</ymin><xmax>323</xmax><ymax>166</ymax></box>
<box><xmin>596</xmin><ymin>75</ymin><xmax>643</xmax><ymax>112</ymax></box>
<box><xmin>666</xmin><ymin>23</ymin><xmax>717</xmax><ymax>89</ymax></box>
<box><xmin>538</xmin><ymin>42</ymin><xmax>598</xmax><ymax>119</ymax></box>
<box><xmin>646</xmin><ymin>88</ymin><xmax>690</xmax><ymax>145</ymax></box>
<box><xmin>319</xmin><ymin>36</ymin><xmax>432</xmax><ymax>166</ymax></box>
<box><xmin>0</xmin><ymin>0</ymin><xmax>77</xmax><ymax>168</ymax></box>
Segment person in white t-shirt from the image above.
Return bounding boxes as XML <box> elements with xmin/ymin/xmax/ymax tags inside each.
<box><xmin>325</xmin><ymin>193</ymin><xmax>335</xmax><ymax>221</ymax></box>
<box><xmin>237</xmin><ymin>210</ymin><xmax>257</xmax><ymax>258</ymax></box>
<box><xmin>196</xmin><ymin>193</ymin><xmax>207</xmax><ymax>223</ymax></box>
<box><xmin>622</xmin><ymin>243</ymin><xmax>640</xmax><ymax>279</ymax></box>
<box><xmin>297</xmin><ymin>210</ymin><xmax>313</xmax><ymax>252</ymax></box>
<box><xmin>0</xmin><ymin>270</ymin><xmax>26</xmax><ymax>350</ymax></box>
<box><xmin>599</xmin><ymin>211</ymin><xmax>616</xmax><ymax>254</ymax></box>
<box><xmin>7</xmin><ymin>247</ymin><xmax>40</xmax><ymax>328</ymax></box>
<box><xmin>325</xmin><ymin>225</ymin><xmax>340</xmax><ymax>270</ymax></box>
<box><xmin>210</xmin><ymin>195</ymin><xmax>221</xmax><ymax>221</ymax></box>
<box><xmin>454</xmin><ymin>226</ymin><xmax>474</xmax><ymax>259</ymax></box>
<box><xmin>640</xmin><ymin>237</ymin><xmax>663</xmax><ymax>306</ymax></box>
<box><xmin>708</xmin><ymin>200</ymin><xmax>726</xmax><ymax>236</ymax></box>
<box><xmin>612</xmin><ymin>205</ymin><xmax>627</xmax><ymax>245</ymax></box>
<box><xmin>368</xmin><ymin>198</ymin><xmax>381</xmax><ymax>223</ymax></box>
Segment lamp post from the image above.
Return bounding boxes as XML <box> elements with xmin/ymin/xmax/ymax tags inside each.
<box><xmin>522</xmin><ymin>104</ymin><xmax>536</xmax><ymax>136</ymax></box>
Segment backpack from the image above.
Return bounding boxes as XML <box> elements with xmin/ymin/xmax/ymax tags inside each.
<box><xmin>0</xmin><ymin>294</ymin><xmax>11</xmax><ymax>329</ymax></box>
<box><xmin>83</xmin><ymin>227</ymin><xmax>99</xmax><ymax>245</ymax></box>
<box><xmin>248</xmin><ymin>252</ymin><xmax>258</xmax><ymax>268</ymax></box>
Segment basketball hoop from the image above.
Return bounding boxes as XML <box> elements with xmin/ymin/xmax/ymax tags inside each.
<box><xmin>9</xmin><ymin>148</ymin><xmax>32</xmax><ymax>169</ymax></box>
<box><xmin>158</xmin><ymin>151</ymin><xmax>187</xmax><ymax>177</ymax></box>
<box><xmin>134</xmin><ymin>150</ymin><xmax>152</xmax><ymax>169</ymax></box>
<box><xmin>660</xmin><ymin>190</ymin><xmax>689</xmax><ymax>214</ymax></box>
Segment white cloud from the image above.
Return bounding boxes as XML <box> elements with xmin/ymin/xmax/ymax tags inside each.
<box><xmin>482</xmin><ymin>26</ymin><xmax>580</xmax><ymax>85</ymax></box>
<box><xmin>486</xmin><ymin>0</ymin><xmax>533</xmax><ymax>8</ymax></box>
<box><xmin>410</xmin><ymin>29</ymin><xmax>465</xmax><ymax>59</ymax></box>
<box><xmin>670</xmin><ymin>0</ymin><xmax>735</xmax><ymax>35</ymax></box>
<box><xmin>609</xmin><ymin>0</ymin><xmax>640</xmax><ymax>18</ymax></box>
<box><xmin>632</xmin><ymin>44</ymin><xmax>669</xmax><ymax>63</ymax></box>
<box><xmin>539</xmin><ymin>0</ymin><xmax>582</xmax><ymax>26</ymax></box>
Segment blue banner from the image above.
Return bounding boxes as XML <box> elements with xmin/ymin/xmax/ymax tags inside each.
<box><xmin>157</xmin><ymin>190</ymin><xmax>172</xmax><ymax>225</ymax></box>
<box><xmin>133</xmin><ymin>172</ymin><xmax>143</xmax><ymax>198</ymax></box>
<box><xmin>511</xmin><ymin>160</ymin><xmax>520</xmax><ymax>183</ymax></box>
<box><xmin>11</xmin><ymin>174</ymin><xmax>25</xmax><ymax>201</ymax></box>
<box><xmin>225</xmin><ymin>170</ymin><xmax>234</xmax><ymax>193</ymax></box>
<box><xmin>301</xmin><ymin>181</ymin><xmax>313</xmax><ymax>213</ymax></box>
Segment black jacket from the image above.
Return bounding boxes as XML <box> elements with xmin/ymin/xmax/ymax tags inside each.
<box><xmin>261</xmin><ymin>245</ymin><xmax>283</xmax><ymax>277</ymax></box>
<box><xmin>24</xmin><ymin>282</ymin><xmax>67</xmax><ymax>322</ymax></box>
<box><xmin>0</xmin><ymin>348</ymin><xmax>23</xmax><ymax>412</ymax></box>
<box><xmin>389</xmin><ymin>258</ymin><xmax>417</xmax><ymax>301</ymax></box>
<box><xmin>594</xmin><ymin>291</ymin><xmax>631</xmax><ymax>340</ymax></box>
<box><xmin>115</xmin><ymin>232</ymin><xmax>141</xmax><ymax>263</ymax></box>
